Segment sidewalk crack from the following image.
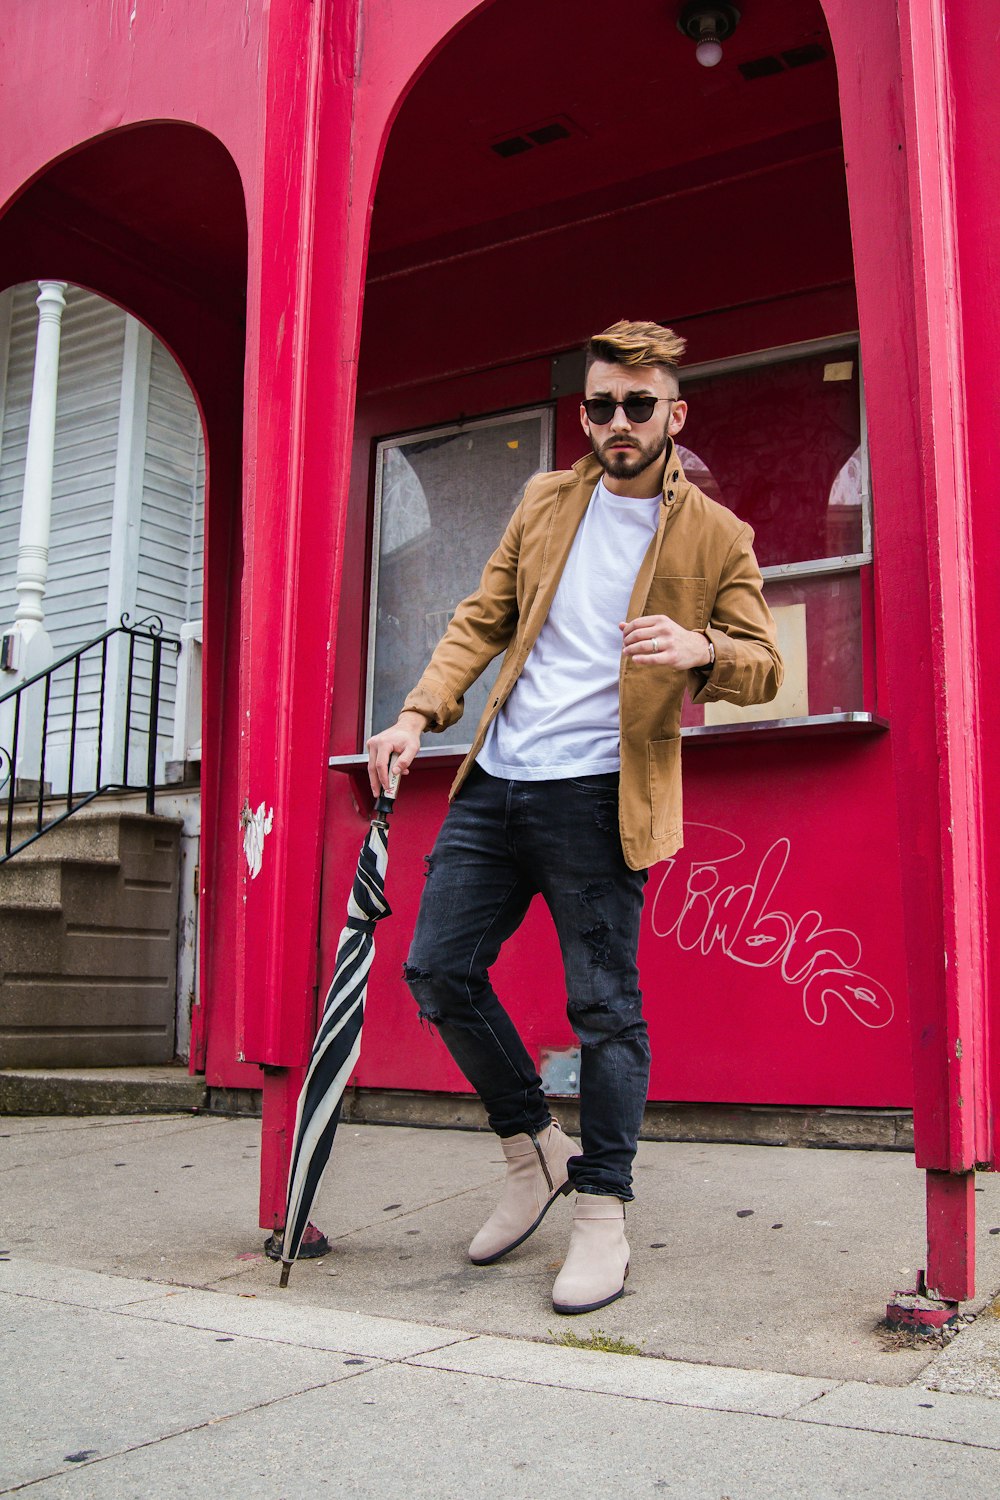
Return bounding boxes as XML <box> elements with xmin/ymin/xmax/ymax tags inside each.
<box><xmin>0</xmin><ymin>1366</ymin><xmax>384</xmax><ymax>1496</ymax></box>
<box><xmin>779</xmin><ymin>1380</ymin><xmax>844</xmax><ymax>1415</ymax></box>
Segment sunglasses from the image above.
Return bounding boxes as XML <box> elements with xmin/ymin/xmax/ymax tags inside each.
<box><xmin>582</xmin><ymin>395</ymin><xmax>677</xmax><ymax>425</ymax></box>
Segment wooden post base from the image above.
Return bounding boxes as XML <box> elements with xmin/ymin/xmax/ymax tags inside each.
<box><xmin>259</xmin><ymin>1065</ymin><xmax>306</xmax><ymax>1233</ymax></box>
<box><xmin>924</xmin><ymin>1167</ymin><xmax>976</xmax><ymax>1302</ymax></box>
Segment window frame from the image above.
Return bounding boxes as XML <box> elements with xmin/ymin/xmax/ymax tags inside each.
<box><xmin>680</xmin><ymin>331</ymin><xmax>870</xmax><ymax>582</ymax></box>
<box><xmin>678</xmin><ymin>330</ymin><xmax>877</xmax><ymax>736</ymax></box>
<box><xmin>349</xmin><ymin>334</ymin><xmax>880</xmax><ymax>769</ymax></box>
<box><xmin>364</xmin><ymin>402</ymin><xmax>555</xmax><ymax>748</ymax></box>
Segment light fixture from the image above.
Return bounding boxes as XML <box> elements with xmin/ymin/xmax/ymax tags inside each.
<box><xmin>677</xmin><ymin>2</ymin><xmax>741</xmax><ymax>68</ymax></box>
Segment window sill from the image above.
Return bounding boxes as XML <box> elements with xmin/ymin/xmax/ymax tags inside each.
<box><xmin>681</xmin><ymin>711</ymin><xmax>888</xmax><ymax>746</ymax></box>
<box><xmin>330</xmin><ymin>713</ymin><xmax>888</xmax><ymax>790</ymax></box>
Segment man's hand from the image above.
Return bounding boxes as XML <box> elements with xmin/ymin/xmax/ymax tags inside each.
<box><xmin>366</xmin><ymin>711</ymin><xmax>426</xmax><ymax>796</ymax></box>
<box><xmin>620</xmin><ymin>614</ymin><xmax>713</xmax><ymax>671</ymax></box>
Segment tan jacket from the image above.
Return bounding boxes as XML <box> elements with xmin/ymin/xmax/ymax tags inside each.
<box><xmin>402</xmin><ymin>449</ymin><xmax>783</xmax><ymax>869</ymax></box>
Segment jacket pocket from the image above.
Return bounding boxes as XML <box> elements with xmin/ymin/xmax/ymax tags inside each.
<box><xmin>648</xmin><ymin>736</ymin><xmax>682</xmax><ymax>840</ymax></box>
<box><xmin>645</xmin><ymin>575</ymin><xmax>707</xmax><ymax>631</ymax></box>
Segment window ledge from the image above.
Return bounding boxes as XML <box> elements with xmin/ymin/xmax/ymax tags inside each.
<box><xmin>681</xmin><ymin>711</ymin><xmax>888</xmax><ymax>745</ymax></box>
<box><xmin>330</xmin><ymin>713</ymin><xmax>887</xmax><ymax>786</ymax></box>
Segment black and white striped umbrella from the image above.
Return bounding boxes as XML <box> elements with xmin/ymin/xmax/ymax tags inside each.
<box><xmin>279</xmin><ymin>772</ymin><xmax>398</xmax><ymax>1286</ymax></box>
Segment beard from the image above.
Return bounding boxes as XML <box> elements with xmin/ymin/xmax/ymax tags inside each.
<box><xmin>591</xmin><ymin>424</ymin><xmax>671</xmax><ymax>481</ymax></box>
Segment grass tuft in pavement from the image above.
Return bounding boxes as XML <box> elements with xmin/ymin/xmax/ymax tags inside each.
<box><xmin>550</xmin><ymin>1327</ymin><xmax>645</xmax><ymax>1356</ymax></box>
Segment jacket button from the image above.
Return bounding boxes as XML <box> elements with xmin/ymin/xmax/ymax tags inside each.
<box><xmin>667</xmin><ymin>491</ymin><xmax>674</xmax><ymax>501</ymax></box>
<box><xmin>672</xmin><ymin>470</ymin><xmax>679</xmax><ymax>482</ymax></box>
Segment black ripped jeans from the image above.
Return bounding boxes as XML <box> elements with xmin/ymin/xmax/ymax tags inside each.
<box><xmin>404</xmin><ymin>765</ymin><xmax>650</xmax><ymax>1200</ymax></box>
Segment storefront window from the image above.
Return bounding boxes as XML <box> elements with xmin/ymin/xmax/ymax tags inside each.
<box><xmin>364</xmin><ymin>338</ymin><xmax>871</xmax><ymax>752</ymax></box>
<box><xmin>681</xmin><ymin>571</ymin><xmax>865</xmax><ymax>728</ymax></box>
<box><xmin>366</xmin><ymin>407</ymin><xmax>553</xmax><ymax>745</ymax></box>
<box><xmin>679</xmin><ymin>338</ymin><xmax>867</xmax><ymax>569</ymax></box>
<box><xmin>679</xmin><ymin>336</ymin><xmax>871</xmax><ymax>727</ymax></box>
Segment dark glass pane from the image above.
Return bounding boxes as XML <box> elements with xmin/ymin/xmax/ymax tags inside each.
<box><xmin>680</xmin><ymin>346</ymin><xmax>863</xmax><ymax>567</ymax></box>
<box><xmin>371</xmin><ymin>413</ymin><xmax>548</xmax><ymax>744</ymax></box>
<box><xmin>681</xmin><ymin>572</ymin><xmax>863</xmax><ymax>727</ymax></box>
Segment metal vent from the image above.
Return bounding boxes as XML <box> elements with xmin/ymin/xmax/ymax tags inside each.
<box><xmin>781</xmin><ymin>43</ymin><xmax>827</xmax><ymax>68</ymax></box>
<box><xmin>739</xmin><ymin>55</ymin><xmax>784</xmax><ymax>80</ymax></box>
<box><xmin>739</xmin><ymin>43</ymin><xmax>827</xmax><ymax>81</ymax></box>
<box><xmin>490</xmin><ymin>117</ymin><xmax>575</xmax><ymax>159</ymax></box>
<box><xmin>491</xmin><ymin>135</ymin><xmax>533</xmax><ymax>159</ymax></box>
<box><xmin>526</xmin><ymin>121</ymin><xmax>570</xmax><ymax>146</ymax></box>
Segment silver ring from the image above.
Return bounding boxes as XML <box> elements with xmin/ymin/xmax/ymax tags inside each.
<box><xmin>650</xmin><ymin>637</ymin><xmax>660</xmax><ymax>653</ymax></box>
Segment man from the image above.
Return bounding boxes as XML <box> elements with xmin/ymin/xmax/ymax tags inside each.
<box><xmin>367</xmin><ymin>319</ymin><xmax>782</xmax><ymax>1315</ymax></box>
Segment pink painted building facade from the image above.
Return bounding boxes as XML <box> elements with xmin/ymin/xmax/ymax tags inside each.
<box><xmin>1</xmin><ymin>0</ymin><xmax>996</xmax><ymax>1305</ymax></box>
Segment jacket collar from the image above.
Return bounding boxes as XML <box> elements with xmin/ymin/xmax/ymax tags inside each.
<box><xmin>569</xmin><ymin>439</ymin><xmax>688</xmax><ymax>509</ymax></box>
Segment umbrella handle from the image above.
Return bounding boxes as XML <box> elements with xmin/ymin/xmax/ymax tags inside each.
<box><xmin>373</xmin><ymin>752</ymin><xmax>402</xmax><ymax>822</ymax></box>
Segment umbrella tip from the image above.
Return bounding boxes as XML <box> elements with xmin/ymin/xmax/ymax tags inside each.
<box><xmin>279</xmin><ymin>1262</ymin><xmax>291</xmax><ymax>1289</ymax></box>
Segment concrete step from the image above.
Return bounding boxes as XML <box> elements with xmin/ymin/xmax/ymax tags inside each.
<box><xmin>0</xmin><ymin>808</ymin><xmax>180</xmax><ymax>864</ymax></box>
<box><xmin>340</xmin><ymin>1089</ymin><xmax>917</xmax><ymax>1151</ymax></box>
<box><xmin>0</xmin><ymin>855</ymin><xmax>122</xmax><ymax>952</ymax></box>
<box><xmin>0</xmin><ymin>812</ymin><xmax>182</xmax><ymax>1069</ymax></box>
<box><xmin>0</xmin><ymin>1066</ymin><xmax>208</xmax><ymax>1116</ymax></box>
<box><xmin>0</xmin><ymin>859</ymin><xmax>65</xmax><ymax>909</ymax></box>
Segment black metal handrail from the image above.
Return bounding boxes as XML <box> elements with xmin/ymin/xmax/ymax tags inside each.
<box><xmin>0</xmin><ymin>613</ymin><xmax>181</xmax><ymax>862</ymax></box>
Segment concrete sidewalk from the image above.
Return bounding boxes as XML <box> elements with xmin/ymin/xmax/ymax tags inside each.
<box><xmin>3</xmin><ymin>1114</ymin><xmax>1000</xmax><ymax>1496</ymax></box>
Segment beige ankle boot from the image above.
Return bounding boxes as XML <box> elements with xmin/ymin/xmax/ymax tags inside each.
<box><xmin>469</xmin><ymin>1121</ymin><xmax>578</xmax><ymax>1265</ymax></box>
<box><xmin>551</xmin><ymin>1192</ymin><xmax>629</xmax><ymax>1315</ymax></box>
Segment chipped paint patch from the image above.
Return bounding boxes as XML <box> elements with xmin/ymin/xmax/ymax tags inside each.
<box><xmin>240</xmin><ymin>799</ymin><xmax>274</xmax><ymax>879</ymax></box>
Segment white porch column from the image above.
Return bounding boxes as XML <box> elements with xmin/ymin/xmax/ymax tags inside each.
<box><xmin>0</xmin><ymin>280</ymin><xmax>68</xmax><ymax>788</ymax></box>
<box><xmin>14</xmin><ymin>280</ymin><xmax>68</xmax><ymax>638</ymax></box>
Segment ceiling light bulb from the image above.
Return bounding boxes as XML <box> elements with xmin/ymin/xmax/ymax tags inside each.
<box><xmin>677</xmin><ymin>2</ymin><xmax>741</xmax><ymax>68</ymax></box>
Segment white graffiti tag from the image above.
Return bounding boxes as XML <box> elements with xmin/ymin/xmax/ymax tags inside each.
<box><xmin>649</xmin><ymin>823</ymin><xmax>894</xmax><ymax>1029</ymax></box>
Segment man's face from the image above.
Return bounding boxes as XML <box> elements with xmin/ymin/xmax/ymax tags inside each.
<box><xmin>580</xmin><ymin>360</ymin><xmax>688</xmax><ymax>482</ymax></box>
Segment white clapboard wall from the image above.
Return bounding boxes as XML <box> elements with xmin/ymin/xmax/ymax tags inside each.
<box><xmin>119</xmin><ymin>335</ymin><xmax>205</xmax><ymax>781</ymax></box>
<box><xmin>0</xmin><ymin>284</ymin><xmax>205</xmax><ymax>793</ymax></box>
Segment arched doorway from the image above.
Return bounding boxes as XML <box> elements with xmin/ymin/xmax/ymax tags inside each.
<box><xmin>0</xmin><ymin>279</ymin><xmax>208</xmax><ymax>1064</ymax></box>
<box><xmin>326</xmin><ymin>0</ymin><xmax>910</xmax><ymax>1116</ymax></box>
<box><xmin>0</xmin><ymin>123</ymin><xmax>248</xmax><ymax>1076</ymax></box>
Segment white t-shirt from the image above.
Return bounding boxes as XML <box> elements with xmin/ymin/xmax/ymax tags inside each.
<box><xmin>477</xmin><ymin>478</ymin><xmax>661</xmax><ymax>781</ymax></box>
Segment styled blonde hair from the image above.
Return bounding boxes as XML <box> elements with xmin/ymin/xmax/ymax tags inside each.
<box><xmin>585</xmin><ymin>319</ymin><xmax>687</xmax><ymax>383</ymax></box>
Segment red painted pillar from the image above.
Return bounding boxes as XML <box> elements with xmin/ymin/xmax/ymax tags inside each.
<box><xmin>895</xmin><ymin>0</ymin><xmax>992</xmax><ymax>1302</ymax></box>
<box><xmin>235</xmin><ymin>0</ymin><xmax>365</xmax><ymax>1231</ymax></box>
<box><xmin>260</xmin><ymin>1068</ymin><xmax>306</xmax><ymax>1235</ymax></box>
<box><xmin>925</xmin><ymin>1171</ymin><xmax>976</xmax><ymax>1302</ymax></box>
<box><xmin>246</xmin><ymin>0</ymin><xmax>482</xmax><ymax>1231</ymax></box>
<box><xmin>828</xmin><ymin>0</ymin><xmax>994</xmax><ymax>1312</ymax></box>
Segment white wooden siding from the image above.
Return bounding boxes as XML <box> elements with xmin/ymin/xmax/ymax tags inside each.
<box><xmin>45</xmin><ymin>290</ymin><xmax>127</xmax><ymax>741</ymax></box>
<box><xmin>190</xmin><ymin>426</ymin><xmax>205</xmax><ymax>621</ymax></box>
<box><xmin>0</xmin><ymin>287</ymin><xmax>126</xmax><ymax>789</ymax></box>
<box><xmin>125</xmin><ymin>338</ymin><xmax>203</xmax><ymax>775</ymax></box>
<box><xmin>0</xmin><ymin>286</ymin><xmax>205</xmax><ymax>793</ymax></box>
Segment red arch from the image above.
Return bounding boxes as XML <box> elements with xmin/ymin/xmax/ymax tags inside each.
<box><xmin>0</xmin><ymin>120</ymin><xmax>249</xmax><ymax>1079</ymax></box>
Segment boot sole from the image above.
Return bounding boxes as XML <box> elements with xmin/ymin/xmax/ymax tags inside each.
<box><xmin>552</xmin><ymin>1262</ymin><xmax>630</xmax><ymax>1316</ymax></box>
<box><xmin>469</xmin><ymin>1180</ymin><xmax>573</xmax><ymax>1266</ymax></box>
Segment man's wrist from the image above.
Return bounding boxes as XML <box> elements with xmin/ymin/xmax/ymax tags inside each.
<box><xmin>398</xmin><ymin>709</ymin><xmax>428</xmax><ymax>732</ymax></box>
<box><xmin>700</xmin><ymin>633</ymin><xmax>716</xmax><ymax>672</ymax></box>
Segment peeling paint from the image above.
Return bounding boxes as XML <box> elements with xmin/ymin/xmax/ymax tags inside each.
<box><xmin>955</xmin><ymin>1037</ymin><xmax>963</xmax><ymax>1059</ymax></box>
<box><xmin>240</xmin><ymin>799</ymin><xmax>274</xmax><ymax>879</ymax></box>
